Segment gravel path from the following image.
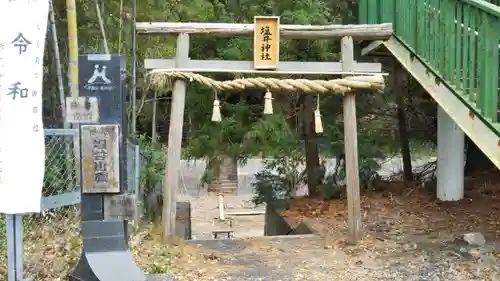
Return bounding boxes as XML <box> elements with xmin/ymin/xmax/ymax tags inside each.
<box><xmin>181</xmin><ymin>233</ymin><xmax>492</xmax><ymax>281</ymax></box>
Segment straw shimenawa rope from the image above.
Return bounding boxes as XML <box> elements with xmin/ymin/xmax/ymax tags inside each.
<box><xmin>147</xmin><ymin>71</ymin><xmax>385</xmax><ymax>93</ymax></box>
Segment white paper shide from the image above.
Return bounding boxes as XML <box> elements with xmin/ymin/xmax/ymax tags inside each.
<box><xmin>0</xmin><ymin>0</ymin><xmax>50</xmax><ymax>214</ymax></box>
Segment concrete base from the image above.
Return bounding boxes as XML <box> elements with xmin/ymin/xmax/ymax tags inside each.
<box><xmin>175</xmin><ymin>201</ymin><xmax>192</xmax><ymax>240</ymax></box>
<box><xmin>437</xmin><ymin>106</ymin><xmax>465</xmax><ymax>201</ymax></box>
<box><xmin>69</xmin><ymin>220</ymin><xmax>146</xmax><ymax>281</ymax></box>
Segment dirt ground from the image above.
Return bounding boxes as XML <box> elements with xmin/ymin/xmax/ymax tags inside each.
<box><xmin>134</xmin><ymin>173</ymin><xmax>500</xmax><ymax>280</ymax></box>
<box><xmin>15</xmin><ymin>172</ymin><xmax>500</xmax><ymax>280</ymax></box>
<box><xmin>278</xmin><ymin>175</ymin><xmax>500</xmax><ymax>280</ymax></box>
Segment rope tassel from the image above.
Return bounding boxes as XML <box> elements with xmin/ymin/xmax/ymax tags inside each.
<box><xmin>263</xmin><ymin>89</ymin><xmax>273</xmax><ymax>115</ymax></box>
<box><xmin>314</xmin><ymin>95</ymin><xmax>323</xmax><ymax>134</ymax></box>
<box><xmin>212</xmin><ymin>92</ymin><xmax>222</xmax><ymax>122</ymax></box>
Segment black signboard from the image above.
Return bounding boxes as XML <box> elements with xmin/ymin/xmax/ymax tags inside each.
<box><xmin>70</xmin><ymin>54</ymin><xmax>145</xmax><ymax>281</ymax></box>
<box><xmin>78</xmin><ymin>54</ymin><xmax>125</xmax><ymax>125</ymax></box>
<box><xmin>78</xmin><ymin>54</ymin><xmax>126</xmax><ymax>220</ymax></box>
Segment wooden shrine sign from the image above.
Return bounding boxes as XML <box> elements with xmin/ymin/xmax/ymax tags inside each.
<box><xmin>254</xmin><ymin>16</ymin><xmax>280</xmax><ymax>70</ymax></box>
<box><xmin>81</xmin><ymin>124</ymin><xmax>120</xmax><ymax>193</ymax></box>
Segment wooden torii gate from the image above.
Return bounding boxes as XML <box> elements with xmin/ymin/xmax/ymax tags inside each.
<box><xmin>136</xmin><ymin>19</ymin><xmax>393</xmax><ymax>243</ymax></box>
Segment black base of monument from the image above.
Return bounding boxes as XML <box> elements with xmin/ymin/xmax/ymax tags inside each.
<box><xmin>175</xmin><ymin>201</ymin><xmax>191</xmax><ymax>240</ymax></box>
<box><xmin>69</xmin><ymin>220</ymin><xmax>146</xmax><ymax>281</ymax></box>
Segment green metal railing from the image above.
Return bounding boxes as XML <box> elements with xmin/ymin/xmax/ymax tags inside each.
<box><xmin>359</xmin><ymin>0</ymin><xmax>500</xmax><ymax>123</ymax></box>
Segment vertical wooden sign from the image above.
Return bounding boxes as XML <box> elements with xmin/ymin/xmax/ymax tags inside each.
<box><xmin>81</xmin><ymin>124</ymin><xmax>120</xmax><ymax>193</ymax></box>
<box><xmin>253</xmin><ymin>16</ymin><xmax>280</xmax><ymax>70</ymax></box>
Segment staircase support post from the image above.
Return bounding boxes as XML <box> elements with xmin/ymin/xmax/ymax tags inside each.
<box><xmin>437</xmin><ymin>105</ymin><xmax>464</xmax><ymax>201</ymax></box>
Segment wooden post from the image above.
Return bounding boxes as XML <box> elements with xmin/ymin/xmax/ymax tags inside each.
<box><xmin>131</xmin><ymin>0</ymin><xmax>137</xmax><ymax>135</ymax></box>
<box><xmin>144</xmin><ymin>58</ymin><xmax>382</xmax><ymax>75</ymax></box>
<box><xmin>163</xmin><ymin>33</ymin><xmax>190</xmax><ymax>240</ymax></box>
<box><xmin>341</xmin><ymin>36</ymin><xmax>362</xmax><ymax>243</ymax></box>
<box><xmin>65</xmin><ymin>0</ymin><xmax>82</xmax><ymax>194</ymax></box>
<box><xmin>151</xmin><ymin>89</ymin><xmax>158</xmax><ymax>142</ymax></box>
<box><xmin>218</xmin><ymin>194</ymin><xmax>225</xmax><ymax>220</ymax></box>
<box><xmin>136</xmin><ymin>22</ymin><xmax>393</xmax><ymax>40</ymax></box>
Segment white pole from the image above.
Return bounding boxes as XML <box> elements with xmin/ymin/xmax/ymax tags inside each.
<box><xmin>437</xmin><ymin>106</ymin><xmax>464</xmax><ymax>201</ymax></box>
<box><xmin>218</xmin><ymin>193</ymin><xmax>225</xmax><ymax>220</ymax></box>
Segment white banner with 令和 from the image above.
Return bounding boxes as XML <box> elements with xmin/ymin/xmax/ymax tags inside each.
<box><xmin>0</xmin><ymin>0</ymin><xmax>50</xmax><ymax>214</ymax></box>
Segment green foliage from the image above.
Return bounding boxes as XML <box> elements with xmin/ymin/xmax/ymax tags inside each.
<box><xmin>0</xmin><ymin>215</ymin><xmax>5</xmax><ymax>263</ymax></box>
<box><xmin>316</xmin><ymin>112</ymin><xmax>388</xmax><ymax>199</ymax></box>
<box><xmin>252</xmin><ymin>109</ymin><xmax>390</xmax><ymax>203</ymax></box>
<box><xmin>243</xmin><ymin>114</ymin><xmax>315</xmax><ymax>205</ymax></box>
<box><xmin>49</xmin><ymin>0</ymin><xmax>368</xmax><ymax>168</ymax></box>
<box><xmin>252</xmin><ymin>150</ymin><xmax>305</xmax><ymax>205</ymax></box>
<box><xmin>242</xmin><ymin>115</ymin><xmax>300</xmax><ymax>158</ymax></box>
<box><xmin>131</xmin><ymin>134</ymin><xmax>166</xmax><ymax>196</ymax></box>
<box><xmin>185</xmin><ymin>111</ymin><xmax>250</xmax><ymax>160</ymax></box>
<box><xmin>172</xmin><ymin>0</ymin><xmax>340</xmax><ymax>163</ymax></box>
<box><xmin>200</xmin><ymin>163</ymin><xmax>216</xmax><ymax>185</ymax></box>
<box><xmin>43</xmin><ymin>0</ymin><xmax>439</xmax><ymax>208</ymax></box>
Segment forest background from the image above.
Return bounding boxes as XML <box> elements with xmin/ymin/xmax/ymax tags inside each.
<box><xmin>43</xmin><ymin>0</ymin><xmax>493</xmax><ymax>205</ymax></box>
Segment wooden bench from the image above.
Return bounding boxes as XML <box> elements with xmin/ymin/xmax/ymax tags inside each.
<box><xmin>212</xmin><ymin>217</ymin><xmax>234</xmax><ymax>227</ymax></box>
<box><xmin>212</xmin><ymin>230</ymin><xmax>234</xmax><ymax>239</ymax></box>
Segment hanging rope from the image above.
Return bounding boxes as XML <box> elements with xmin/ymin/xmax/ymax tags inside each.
<box><xmin>314</xmin><ymin>94</ymin><xmax>323</xmax><ymax>133</ymax></box>
<box><xmin>211</xmin><ymin>90</ymin><xmax>222</xmax><ymax>122</ymax></box>
<box><xmin>147</xmin><ymin>71</ymin><xmax>385</xmax><ymax>93</ymax></box>
<box><xmin>263</xmin><ymin>89</ymin><xmax>273</xmax><ymax>114</ymax></box>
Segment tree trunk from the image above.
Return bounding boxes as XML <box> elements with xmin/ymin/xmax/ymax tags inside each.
<box><xmin>394</xmin><ymin>64</ymin><xmax>413</xmax><ymax>181</ymax></box>
<box><xmin>302</xmin><ymin>94</ymin><xmax>320</xmax><ymax>197</ymax></box>
<box><xmin>464</xmin><ymin>136</ymin><xmax>494</xmax><ymax>176</ymax></box>
<box><xmin>207</xmin><ymin>154</ymin><xmax>238</xmax><ymax>194</ymax></box>
<box><xmin>276</xmin><ymin>93</ymin><xmax>300</xmax><ymax>135</ymax></box>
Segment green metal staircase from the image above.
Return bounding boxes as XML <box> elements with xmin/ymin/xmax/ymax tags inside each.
<box><xmin>359</xmin><ymin>0</ymin><xmax>500</xmax><ymax>168</ymax></box>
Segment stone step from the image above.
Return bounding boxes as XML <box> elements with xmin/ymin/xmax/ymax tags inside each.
<box><xmin>211</xmin><ymin>182</ymin><xmax>238</xmax><ymax>187</ymax></box>
<box><xmin>207</xmin><ymin>186</ymin><xmax>237</xmax><ymax>193</ymax></box>
<box><xmin>212</xmin><ymin>179</ymin><xmax>237</xmax><ymax>183</ymax></box>
<box><xmin>208</xmin><ymin>182</ymin><xmax>236</xmax><ymax>185</ymax></box>
<box><xmin>212</xmin><ymin>178</ymin><xmax>238</xmax><ymax>182</ymax></box>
